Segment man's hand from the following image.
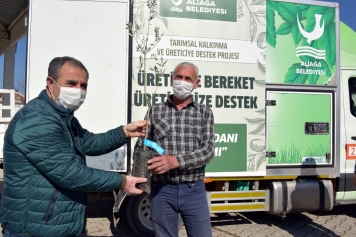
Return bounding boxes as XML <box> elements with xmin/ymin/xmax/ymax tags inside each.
<box><xmin>353</xmin><ymin>174</ymin><xmax>356</xmax><ymax>186</ymax></box>
<box><xmin>122</xmin><ymin>176</ymin><xmax>147</xmax><ymax>195</ymax></box>
<box><xmin>123</xmin><ymin>120</ymin><xmax>148</xmax><ymax>138</ymax></box>
<box><xmin>148</xmin><ymin>154</ymin><xmax>179</xmax><ymax>174</ymax></box>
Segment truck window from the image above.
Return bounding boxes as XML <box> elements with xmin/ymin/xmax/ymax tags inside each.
<box><xmin>348</xmin><ymin>77</ymin><xmax>356</xmax><ymax>117</ymax></box>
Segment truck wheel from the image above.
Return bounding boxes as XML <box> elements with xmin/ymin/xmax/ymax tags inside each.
<box><xmin>126</xmin><ymin>192</ymin><xmax>154</xmax><ymax>237</ymax></box>
<box><xmin>126</xmin><ymin>192</ymin><xmax>184</xmax><ymax>237</ymax></box>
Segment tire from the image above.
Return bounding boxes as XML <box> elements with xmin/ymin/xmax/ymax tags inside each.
<box><xmin>126</xmin><ymin>192</ymin><xmax>184</xmax><ymax>237</ymax></box>
<box><xmin>126</xmin><ymin>192</ymin><xmax>154</xmax><ymax>237</ymax></box>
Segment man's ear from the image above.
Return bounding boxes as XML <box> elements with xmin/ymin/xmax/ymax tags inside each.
<box><xmin>194</xmin><ymin>79</ymin><xmax>200</xmax><ymax>89</ymax></box>
<box><xmin>46</xmin><ymin>76</ymin><xmax>54</xmax><ymax>91</ymax></box>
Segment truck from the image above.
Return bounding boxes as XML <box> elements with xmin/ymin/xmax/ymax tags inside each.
<box><xmin>1</xmin><ymin>0</ymin><xmax>356</xmax><ymax>236</ymax></box>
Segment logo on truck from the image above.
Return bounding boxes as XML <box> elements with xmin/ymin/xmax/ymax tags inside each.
<box><xmin>297</xmin><ymin>14</ymin><xmax>324</xmax><ymax>44</ymax></box>
<box><xmin>296</xmin><ymin>14</ymin><xmax>325</xmax><ymax>60</ymax></box>
<box><xmin>160</xmin><ymin>0</ymin><xmax>237</xmax><ymax>22</ymax></box>
<box><xmin>172</xmin><ymin>0</ymin><xmax>182</xmax><ymax>6</ymax></box>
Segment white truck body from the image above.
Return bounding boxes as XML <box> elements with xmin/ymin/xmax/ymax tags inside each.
<box><xmin>27</xmin><ymin>0</ymin><xmax>131</xmax><ymax>171</ymax></box>
<box><xmin>1</xmin><ymin>0</ymin><xmax>356</xmax><ymax>236</ymax></box>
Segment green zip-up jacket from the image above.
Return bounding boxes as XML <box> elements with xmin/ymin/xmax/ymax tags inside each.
<box><xmin>0</xmin><ymin>90</ymin><xmax>127</xmax><ymax>236</ymax></box>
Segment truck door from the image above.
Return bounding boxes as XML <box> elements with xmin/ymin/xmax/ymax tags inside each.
<box><xmin>338</xmin><ymin>69</ymin><xmax>356</xmax><ymax>203</ymax></box>
<box><xmin>266</xmin><ymin>90</ymin><xmax>333</xmax><ymax>169</ymax></box>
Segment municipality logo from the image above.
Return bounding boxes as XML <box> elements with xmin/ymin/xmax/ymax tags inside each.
<box><xmin>171</xmin><ymin>0</ymin><xmax>183</xmax><ymax>12</ymax></box>
<box><xmin>172</xmin><ymin>0</ymin><xmax>182</xmax><ymax>6</ymax></box>
<box><xmin>160</xmin><ymin>0</ymin><xmax>237</xmax><ymax>22</ymax></box>
<box><xmin>296</xmin><ymin>14</ymin><xmax>325</xmax><ymax>60</ymax></box>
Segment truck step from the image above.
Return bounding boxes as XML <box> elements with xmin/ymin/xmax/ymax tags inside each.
<box><xmin>206</xmin><ymin>190</ymin><xmax>269</xmax><ymax>213</ymax></box>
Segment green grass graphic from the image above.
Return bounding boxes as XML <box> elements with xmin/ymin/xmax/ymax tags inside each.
<box><xmin>268</xmin><ymin>143</ymin><xmax>329</xmax><ymax>164</ymax></box>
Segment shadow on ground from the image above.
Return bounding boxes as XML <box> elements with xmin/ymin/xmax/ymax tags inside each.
<box><xmin>209</xmin><ymin>205</ymin><xmax>356</xmax><ymax>237</ymax></box>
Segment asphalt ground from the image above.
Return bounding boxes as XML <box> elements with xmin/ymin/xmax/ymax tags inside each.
<box><xmin>86</xmin><ymin>195</ymin><xmax>356</xmax><ymax>237</ymax></box>
<box><xmin>1</xmin><ymin>166</ymin><xmax>356</xmax><ymax>237</ymax></box>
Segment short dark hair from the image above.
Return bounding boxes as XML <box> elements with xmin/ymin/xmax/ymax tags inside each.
<box><xmin>48</xmin><ymin>56</ymin><xmax>89</xmax><ymax>81</ymax></box>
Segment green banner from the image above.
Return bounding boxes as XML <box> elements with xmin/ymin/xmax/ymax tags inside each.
<box><xmin>206</xmin><ymin>124</ymin><xmax>247</xmax><ymax>172</ymax></box>
<box><xmin>159</xmin><ymin>0</ymin><xmax>237</xmax><ymax>22</ymax></box>
<box><xmin>266</xmin><ymin>0</ymin><xmax>336</xmax><ymax>85</ymax></box>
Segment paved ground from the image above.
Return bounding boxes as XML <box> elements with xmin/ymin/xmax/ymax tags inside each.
<box><xmin>1</xmin><ymin>167</ymin><xmax>356</xmax><ymax>237</ymax></box>
<box><xmin>86</xmin><ymin>195</ymin><xmax>356</xmax><ymax>237</ymax></box>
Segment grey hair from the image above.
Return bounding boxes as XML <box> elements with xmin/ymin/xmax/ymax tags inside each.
<box><xmin>172</xmin><ymin>62</ymin><xmax>199</xmax><ymax>80</ymax></box>
<box><xmin>48</xmin><ymin>56</ymin><xmax>89</xmax><ymax>81</ymax></box>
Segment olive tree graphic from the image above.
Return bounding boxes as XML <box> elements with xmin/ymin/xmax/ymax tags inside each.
<box><xmin>242</xmin><ymin>0</ymin><xmax>266</xmax><ymax>171</ymax></box>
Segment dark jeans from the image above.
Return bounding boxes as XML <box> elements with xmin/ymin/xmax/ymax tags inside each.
<box><xmin>149</xmin><ymin>179</ymin><xmax>212</xmax><ymax>237</ymax></box>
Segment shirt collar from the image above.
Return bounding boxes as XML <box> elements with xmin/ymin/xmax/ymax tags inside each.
<box><xmin>167</xmin><ymin>95</ymin><xmax>197</xmax><ymax>109</ymax></box>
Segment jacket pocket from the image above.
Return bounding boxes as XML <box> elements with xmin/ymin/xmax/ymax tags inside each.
<box><xmin>45</xmin><ymin>189</ymin><xmax>59</xmax><ymax>224</ymax></box>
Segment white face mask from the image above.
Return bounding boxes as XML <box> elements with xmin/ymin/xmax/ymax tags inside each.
<box><xmin>172</xmin><ymin>80</ymin><xmax>196</xmax><ymax>100</ymax></box>
<box><xmin>49</xmin><ymin>80</ymin><xmax>86</xmax><ymax>110</ymax></box>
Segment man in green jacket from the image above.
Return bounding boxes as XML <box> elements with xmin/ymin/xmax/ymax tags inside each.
<box><xmin>0</xmin><ymin>56</ymin><xmax>147</xmax><ymax>237</ymax></box>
